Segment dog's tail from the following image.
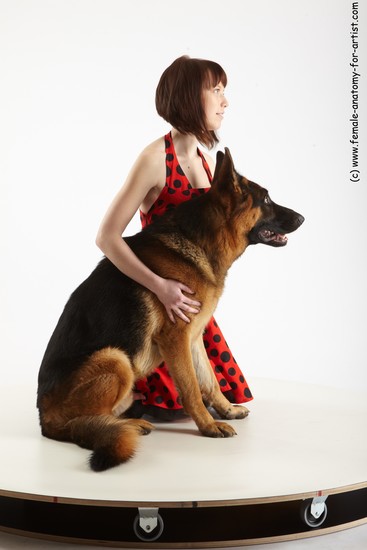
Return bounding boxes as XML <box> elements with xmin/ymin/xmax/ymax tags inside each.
<box><xmin>66</xmin><ymin>414</ymin><xmax>145</xmax><ymax>471</ymax></box>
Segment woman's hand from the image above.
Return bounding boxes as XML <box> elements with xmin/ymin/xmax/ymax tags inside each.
<box><xmin>154</xmin><ymin>278</ymin><xmax>201</xmax><ymax>323</ymax></box>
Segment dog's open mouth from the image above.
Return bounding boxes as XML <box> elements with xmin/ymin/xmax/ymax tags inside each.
<box><xmin>258</xmin><ymin>229</ymin><xmax>288</xmax><ymax>246</ymax></box>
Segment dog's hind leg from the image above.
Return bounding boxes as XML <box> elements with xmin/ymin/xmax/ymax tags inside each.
<box><xmin>39</xmin><ymin>347</ymin><xmax>154</xmax><ymax>471</ymax></box>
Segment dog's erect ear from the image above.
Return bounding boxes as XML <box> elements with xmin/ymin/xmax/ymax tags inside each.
<box><xmin>212</xmin><ymin>148</ymin><xmax>246</xmax><ymax>195</ymax></box>
<box><xmin>212</xmin><ymin>148</ymin><xmax>235</xmax><ymax>186</ymax></box>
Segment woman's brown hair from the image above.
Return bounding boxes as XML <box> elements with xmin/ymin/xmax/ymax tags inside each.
<box><xmin>155</xmin><ymin>55</ymin><xmax>227</xmax><ymax>149</ymax></box>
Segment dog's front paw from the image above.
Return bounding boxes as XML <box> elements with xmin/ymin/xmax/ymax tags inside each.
<box><xmin>201</xmin><ymin>421</ymin><xmax>237</xmax><ymax>438</ymax></box>
<box><xmin>223</xmin><ymin>405</ymin><xmax>250</xmax><ymax>420</ymax></box>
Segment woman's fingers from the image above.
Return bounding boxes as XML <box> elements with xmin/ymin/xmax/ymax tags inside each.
<box><xmin>157</xmin><ymin>279</ymin><xmax>201</xmax><ymax>323</ymax></box>
<box><xmin>181</xmin><ymin>302</ymin><xmax>200</xmax><ymax>314</ymax></box>
<box><xmin>166</xmin><ymin>308</ymin><xmax>176</xmax><ymax>324</ymax></box>
<box><xmin>178</xmin><ymin>284</ymin><xmax>201</xmax><ymax>309</ymax></box>
<box><xmin>174</xmin><ymin>308</ymin><xmax>191</xmax><ymax>324</ymax></box>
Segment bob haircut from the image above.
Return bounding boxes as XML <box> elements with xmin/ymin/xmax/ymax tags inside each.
<box><xmin>155</xmin><ymin>55</ymin><xmax>227</xmax><ymax>150</ymax></box>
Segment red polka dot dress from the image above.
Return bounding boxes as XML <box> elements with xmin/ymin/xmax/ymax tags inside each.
<box><xmin>134</xmin><ymin>132</ymin><xmax>253</xmax><ymax>417</ymax></box>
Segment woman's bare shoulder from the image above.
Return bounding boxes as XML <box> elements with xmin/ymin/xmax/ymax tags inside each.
<box><xmin>136</xmin><ymin>136</ymin><xmax>166</xmax><ymax>166</ymax></box>
<box><xmin>125</xmin><ymin>135</ymin><xmax>166</xmax><ymax>191</ymax></box>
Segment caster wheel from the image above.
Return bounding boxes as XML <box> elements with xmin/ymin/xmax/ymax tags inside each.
<box><xmin>133</xmin><ymin>513</ymin><xmax>164</xmax><ymax>542</ymax></box>
<box><xmin>300</xmin><ymin>499</ymin><xmax>328</xmax><ymax>528</ymax></box>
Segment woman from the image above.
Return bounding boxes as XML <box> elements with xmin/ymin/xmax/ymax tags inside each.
<box><xmin>96</xmin><ymin>55</ymin><xmax>253</xmax><ymax>419</ymax></box>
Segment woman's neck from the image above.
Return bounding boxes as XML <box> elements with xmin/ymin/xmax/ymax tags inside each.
<box><xmin>170</xmin><ymin>129</ymin><xmax>199</xmax><ymax>161</ymax></box>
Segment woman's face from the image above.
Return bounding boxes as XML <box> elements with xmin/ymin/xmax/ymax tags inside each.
<box><xmin>202</xmin><ymin>81</ymin><xmax>228</xmax><ymax>131</ymax></box>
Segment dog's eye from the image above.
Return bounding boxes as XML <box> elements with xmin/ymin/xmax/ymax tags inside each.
<box><xmin>264</xmin><ymin>195</ymin><xmax>271</xmax><ymax>204</ymax></box>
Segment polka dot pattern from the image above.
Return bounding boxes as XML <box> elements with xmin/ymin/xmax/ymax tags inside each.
<box><xmin>136</xmin><ymin>132</ymin><xmax>253</xmax><ymax>412</ymax></box>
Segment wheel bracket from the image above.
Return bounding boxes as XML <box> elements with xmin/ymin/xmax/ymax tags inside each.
<box><xmin>310</xmin><ymin>495</ymin><xmax>328</xmax><ymax>519</ymax></box>
<box><xmin>138</xmin><ymin>507</ymin><xmax>159</xmax><ymax>533</ymax></box>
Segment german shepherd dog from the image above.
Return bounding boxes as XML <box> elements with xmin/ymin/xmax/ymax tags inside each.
<box><xmin>37</xmin><ymin>149</ymin><xmax>304</xmax><ymax>471</ymax></box>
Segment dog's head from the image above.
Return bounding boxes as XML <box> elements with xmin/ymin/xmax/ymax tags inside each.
<box><xmin>212</xmin><ymin>148</ymin><xmax>304</xmax><ymax>247</ymax></box>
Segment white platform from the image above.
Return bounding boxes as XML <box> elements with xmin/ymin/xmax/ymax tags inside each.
<box><xmin>1</xmin><ymin>378</ymin><xmax>366</xmax><ymax>506</ymax></box>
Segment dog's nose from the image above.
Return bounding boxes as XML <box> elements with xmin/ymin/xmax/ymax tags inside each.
<box><xmin>296</xmin><ymin>214</ymin><xmax>305</xmax><ymax>227</ymax></box>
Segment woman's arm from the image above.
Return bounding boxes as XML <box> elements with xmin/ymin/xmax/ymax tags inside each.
<box><xmin>96</xmin><ymin>146</ymin><xmax>201</xmax><ymax>323</ymax></box>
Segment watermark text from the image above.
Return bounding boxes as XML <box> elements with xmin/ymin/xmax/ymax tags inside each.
<box><xmin>350</xmin><ymin>2</ymin><xmax>361</xmax><ymax>182</ymax></box>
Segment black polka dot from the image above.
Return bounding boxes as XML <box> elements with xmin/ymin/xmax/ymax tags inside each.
<box><xmin>176</xmin><ymin>165</ymin><xmax>185</xmax><ymax>176</ymax></box>
<box><xmin>244</xmin><ymin>388</ymin><xmax>253</xmax><ymax>399</ymax></box>
<box><xmin>210</xmin><ymin>349</ymin><xmax>219</xmax><ymax>357</ymax></box>
<box><xmin>182</xmin><ymin>190</ymin><xmax>191</xmax><ymax>196</ymax></box>
<box><xmin>155</xmin><ymin>396</ymin><xmax>164</xmax><ymax>404</ymax></box>
<box><xmin>166</xmin><ymin>166</ymin><xmax>171</xmax><ymax>177</ymax></box>
<box><xmin>204</xmin><ymin>340</ymin><xmax>210</xmax><ymax>349</ymax></box>
<box><xmin>239</xmin><ymin>375</ymin><xmax>245</xmax><ymax>383</ymax></box>
<box><xmin>168</xmin><ymin>188</ymin><xmax>176</xmax><ymax>194</ymax></box>
<box><xmin>173</xmin><ymin>179</ymin><xmax>182</xmax><ymax>188</ymax></box>
<box><xmin>187</xmin><ymin>183</ymin><xmax>193</xmax><ymax>189</ymax></box>
<box><xmin>228</xmin><ymin>367</ymin><xmax>236</xmax><ymax>376</ymax></box>
<box><xmin>167</xmin><ymin>400</ymin><xmax>175</xmax><ymax>408</ymax></box>
<box><xmin>165</xmin><ymin>139</ymin><xmax>170</xmax><ymax>149</ymax></box>
<box><xmin>230</xmin><ymin>382</ymin><xmax>238</xmax><ymax>390</ymax></box>
<box><xmin>220</xmin><ymin>351</ymin><xmax>231</xmax><ymax>363</ymax></box>
<box><xmin>215</xmin><ymin>365</ymin><xmax>223</xmax><ymax>373</ymax></box>
<box><xmin>213</xmin><ymin>334</ymin><xmax>221</xmax><ymax>343</ymax></box>
<box><xmin>149</xmin><ymin>385</ymin><xmax>156</xmax><ymax>393</ymax></box>
<box><xmin>153</xmin><ymin>372</ymin><xmax>161</xmax><ymax>380</ymax></box>
<box><xmin>163</xmin><ymin>386</ymin><xmax>169</xmax><ymax>393</ymax></box>
<box><xmin>223</xmin><ymin>390</ymin><xmax>235</xmax><ymax>402</ymax></box>
<box><xmin>219</xmin><ymin>379</ymin><xmax>227</xmax><ymax>387</ymax></box>
<box><xmin>166</xmin><ymin>153</ymin><xmax>174</xmax><ymax>162</ymax></box>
